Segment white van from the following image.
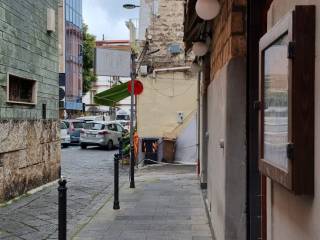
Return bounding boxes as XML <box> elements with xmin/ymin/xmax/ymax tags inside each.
<box><xmin>116</xmin><ymin>109</ymin><xmax>130</xmax><ymax>121</ymax></box>
<box><xmin>76</xmin><ymin>115</ymin><xmax>104</xmax><ymax>122</ymax></box>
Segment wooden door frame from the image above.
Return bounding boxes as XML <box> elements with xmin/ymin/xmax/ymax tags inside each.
<box><xmin>247</xmin><ymin>0</ymin><xmax>273</xmax><ymax>239</ymax></box>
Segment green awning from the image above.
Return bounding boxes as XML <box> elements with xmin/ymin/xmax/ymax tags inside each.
<box><xmin>94</xmin><ymin>82</ymin><xmax>130</xmax><ymax>106</ymax></box>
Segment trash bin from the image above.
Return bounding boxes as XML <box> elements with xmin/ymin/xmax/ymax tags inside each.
<box><xmin>162</xmin><ymin>138</ymin><xmax>176</xmax><ymax>163</ymax></box>
<box><xmin>142</xmin><ymin>138</ymin><xmax>159</xmax><ymax>164</ymax></box>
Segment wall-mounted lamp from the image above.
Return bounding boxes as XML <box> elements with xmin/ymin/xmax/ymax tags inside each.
<box><xmin>196</xmin><ymin>0</ymin><xmax>221</xmax><ymax>20</ymax></box>
<box><xmin>192</xmin><ymin>42</ymin><xmax>208</xmax><ymax>57</ymax></box>
<box><xmin>47</xmin><ymin>8</ymin><xmax>55</xmax><ymax>33</ymax></box>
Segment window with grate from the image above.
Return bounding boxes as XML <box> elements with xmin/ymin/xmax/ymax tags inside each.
<box><xmin>7</xmin><ymin>74</ymin><xmax>37</xmax><ymax>105</ymax></box>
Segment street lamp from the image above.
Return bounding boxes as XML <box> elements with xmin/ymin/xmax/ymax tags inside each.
<box><xmin>129</xmin><ymin>53</ymin><xmax>136</xmax><ymax>189</ymax></box>
<box><xmin>123</xmin><ymin>4</ymin><xmax>140</xmax><ymax>9</ymax></box>
<box><xmin>123</xmin><ymin>2</ymin><xmax>139</xmax><ymax>189</ymax></box>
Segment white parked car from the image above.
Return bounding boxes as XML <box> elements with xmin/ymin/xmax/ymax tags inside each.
<box><xmin>80</xmin><ymin>121</ymin><xmax>127</xmax><ymax>150</ymax></box>
<box><xmin>116</xmin><ymin>120</ymin><xmax>130</xmax><ymax>131</ymax></box>
<box><xmin>76</xmin><ymin>115</ymin><xmax>104</xmax><ymax>122</ymax></box>
<box><xmin>60</xmin><ymin>122</ymin><xmax>70</xmax><ymax>148</ymax></box>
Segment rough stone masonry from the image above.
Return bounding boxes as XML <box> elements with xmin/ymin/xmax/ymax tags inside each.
<box><xmin>0</xmin><ymin>0</ymin><xmax>60</xmax><ymax>202</ymax></box>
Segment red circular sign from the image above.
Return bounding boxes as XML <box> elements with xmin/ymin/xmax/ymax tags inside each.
<box><xmin>128</xmin><ymin>80</ymin><xmax>144</xmax><ymax>95</ymax></box>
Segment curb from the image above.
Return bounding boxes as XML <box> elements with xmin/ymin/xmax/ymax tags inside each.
<box><xmin>0</xmin><ymin>179</ymin><xmax>59</xmax><ymax>207</ymax></box>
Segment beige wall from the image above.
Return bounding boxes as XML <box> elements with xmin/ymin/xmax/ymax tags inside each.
<box><xmin>137</xmin><ymin>71</ymin><xmax>197</xmax><ymax>138</ymax></box>
<box><xmin>266</xmin><ymin>1</ymin><xmax>320</xmax><ymax>239</ymax></box>
<box><xmin>207</xmin><ymin>57</ymin><xmax>247</xmax><ymax>240</ymax></box>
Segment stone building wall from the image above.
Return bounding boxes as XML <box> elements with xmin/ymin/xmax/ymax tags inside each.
<box><xmin>0</xmin><ymin>0</ymin><xmax>60</xmax><ymax>202</ymax></box>
<box><xmin>144</xmin><ymin>0</ymin><xmax>189</xmax><ymax>68</ymax></box>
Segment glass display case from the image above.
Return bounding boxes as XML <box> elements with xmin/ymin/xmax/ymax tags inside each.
<box><xmin>259</xmin><ymin>6</ymin><xmax>315</xmax><ymax>195</ymax></box>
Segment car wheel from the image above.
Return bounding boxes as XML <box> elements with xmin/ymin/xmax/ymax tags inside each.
<box><xmin>107</xmin><ymin>140</ymin><xmax>113</xmax><ymax>150</ymax></box>
<box><xmin>80</xmin><ymin>143</ymin><xmax>87</xmax><ymax>149</ymax></box>
<box><xmin>62</xmin><ymin>143</ymin><xmax>68</xmax><ymax>148</ymax></box>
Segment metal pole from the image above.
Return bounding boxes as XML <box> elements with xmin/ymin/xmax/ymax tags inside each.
<box><xmin>113</xmin><ymin>153</ymin><xmax>120</xmax><ymax>210</ymax></box>
<box><xmin>119</xmin><ymin>138</ymin><xmax>123</xmax><ymax>167</ymax></box>
<box><xmin>130</xmin><ymin>52</ymin><xmax>135</xmax><ymax>188</ymax></box>
<box><xmin>58</xmin><ymin>179</ymin><xmax>67</xmax><ymax>240</ymax></box>
<box><xmin>197</xmin><ymin>71</ymin><xmax>201</xmax><ymax>176</ymax></box>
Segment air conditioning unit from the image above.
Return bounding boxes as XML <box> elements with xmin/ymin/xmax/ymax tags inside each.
<box><xmin>168</xmin><ymin>43</ymin><xmax>182</xmax><ymax>55</ymax></box>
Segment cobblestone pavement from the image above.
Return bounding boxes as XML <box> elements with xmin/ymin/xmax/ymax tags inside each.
<box><xmin>73</xmin><ymin>165</ymin><xmax>213</xmax><ymax>240</ymax></box>
<box><xmin>0</xmin><ymin>146</ymin><xmax>129</xmax><ymax>240</ymax></box>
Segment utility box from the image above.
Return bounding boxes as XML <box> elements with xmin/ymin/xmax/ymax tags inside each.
<box><xmin>177</xmin><ymin>112</ymin><xmax>184</xmax><ymax>124</ymax></box>
<box><xmin>162</xmin><ymin>138</ymin><xmax>176</xmax><ymax>163</ymax></box>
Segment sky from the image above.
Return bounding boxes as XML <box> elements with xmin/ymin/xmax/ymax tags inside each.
<box><xmin>83</xmin><ymin>0</ymin><xmax>140</xmax><ymax>41</ymax></box>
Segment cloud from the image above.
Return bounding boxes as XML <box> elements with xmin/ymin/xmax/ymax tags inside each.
<box><xmin>83</xmin><ymin>0</ymin><xmax>139</xmax><ymax>40</ymax></box>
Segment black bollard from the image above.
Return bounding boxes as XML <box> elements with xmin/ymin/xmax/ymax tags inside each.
<box><xmin>58</xmin><ymin>179</ymin><xmax>67</xmax><ymax>240</ymax></box>
<box><xmin>113</xmin><ymin>153</ymin><xmax>120</xmax><ymax>210</ymax></box>
<box><xmin>119</xmin><ymin>138</ymin><xmax>123</xmax><ymax>161</ymax></box>
<box><xmin>130</xmin><ymin>145</ymin><xmax>135</xmax><ymax>188</ymax></box>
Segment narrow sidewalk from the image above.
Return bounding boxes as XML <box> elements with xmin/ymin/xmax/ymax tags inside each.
<box><xmin>72</xmin><ymin>164</ymin><xmax>213</xmax><ymax>240</ymax></box>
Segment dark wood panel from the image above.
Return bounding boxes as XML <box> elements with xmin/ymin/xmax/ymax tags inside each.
<box><xmin>292</xmin><ymin>6</ymin><xmax>315</xmax><ymax>195</ymax></box>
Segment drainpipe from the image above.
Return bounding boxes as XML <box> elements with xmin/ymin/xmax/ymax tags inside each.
<box><xmin>197</xmin><ymin>71</ymin><xmax>201</xmax><ymax>176</ymax></box>
<box><xmin>152</xmin><ymin>66</ymin><xmax>191</xmax><ymax>78</ymax></box>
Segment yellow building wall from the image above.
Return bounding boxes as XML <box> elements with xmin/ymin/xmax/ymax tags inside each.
<box><xmin>137</xmin><ymin>71</ymin><xmax>197</xmax><ymax>138</ymax></box>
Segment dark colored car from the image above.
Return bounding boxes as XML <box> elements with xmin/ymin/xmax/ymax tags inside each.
<box><xmin>62</xmin><ymin>120</ymin><xmax>85</xmax><ymax>144</ymax></box>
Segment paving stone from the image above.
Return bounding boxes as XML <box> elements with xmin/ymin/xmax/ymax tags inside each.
<box><xmin>72</xmin><ymin>165</ymin><xmax>213</xmax><ymax>240</ymax></box>
<box><xmin>0</xmin><ymin>147</ymin><xmax>127</xmax><ymax>240</ymax></box>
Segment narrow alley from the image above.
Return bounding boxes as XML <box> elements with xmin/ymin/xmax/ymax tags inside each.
<box><xmin>1</xmin><ymin>0</ymin><xmax>320</xmax><ymax>240</ymax></box>
<box><xmin>73</xmin><ymin>165</ymin><xmax>212</xmax><ymax>240</ymax></box>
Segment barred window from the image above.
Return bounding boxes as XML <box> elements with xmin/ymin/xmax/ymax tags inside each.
<box><xmin>7</xmin><ymin>74</ymin><xmax>37</xmax><ymax>105</ymax></box>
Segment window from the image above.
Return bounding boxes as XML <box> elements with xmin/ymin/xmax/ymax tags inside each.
<box><xmin>72</xmin><ymin>122</ymin><xmax>84</xmax><ymax>129</ymax></box>
<box><xmin>116</xmin><ymin>115</ymin><xmax>130</xmax><ymax>121</ymax></box>
<box><xmin>63</xmin><ymin>121</ymin><xmax>70</xmax><ymax>128</ymax></box>
<box><xmin>91</xmin><ymin>123</ymin><xmax>105</xmax><ymax>130</ymax></box>
<box><xmin>153</xmin><ymin>0</ymin><xmax>159</xmax><ymax>17</ymax></box>
<box><xmin>84</xmin><ymin>122</ymin><xmax>94</xmax><ymax>129</ymax></box>
<box><xmin>259</xmin><ymin>6</ymin><xmax>315</xmax><ymax>195</ymax></box>
<box><xmin>107</xmin><ymin>124</ymin><xmax>117</xmax><ymax>131</ymax></box>
<box><xmin>116</xmin><ymin>124</ymin><xmax>123</xmax><ymax>132</ymax></box>
<box><xmin>7</xmin><ymin>74</ymin><xmax>37</xmax><ymax>105</ymax></box>
<box><xmin>263</xmin><ymin>34</ymin><xmax>289</xmax><ymax>171</ymax></box>
<box><xmin>60</xmin><ymin>122</ymin><xmax>67</xmax><ymax>129</ymax></box>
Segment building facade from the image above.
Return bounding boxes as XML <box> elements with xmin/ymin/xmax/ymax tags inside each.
<box><xmin>0</xmin><ymin>0</ymin><xmax>60</xmax><ymax>201</ymax></box>
<box><xmin>61</xmin><ymin>0</ymin><xmax>83</xmax><ymax>116</ymax></box>
<box><xmin>137</xmin><ymin>0</ymin><xmax>198</xmax><ymax>164</ymax></box>
<box><xmin>184</xmin><ymin>0</ymin><xmax>320</xmax><ymax>240</ymax></box>
<box><xmin>83</xmin><ymin>40</ymin><xmax>131</xmax><ymax>116</ymax></box>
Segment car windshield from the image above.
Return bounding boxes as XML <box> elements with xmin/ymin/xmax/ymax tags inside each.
<box><xmin>84</xmin><ymin>123</ymin><xmax>94</xmax><ymax>129</ymax></box>
<box><xmin>120</xmin><ymin>121</ymin><xmax>129</xmax><ymax>126</ymax></box>
<box><xmin>60</xmin><ymin>122</ymin><xmax>67</xmax><ymax>129</ymax></box>
<box><xmin>91</xmin><ymin>123</ymin><xmax>105</xmax><ymax>130</ymax></box>
<box><xmin>116</xmin><ymin>115</ymin><xmax>130</xmax><ymax>120</ymax></box>
<box><xmin>72</xmin><ymin>122</ymin><xmax>84</xmax><ymax>128</ymax></box>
